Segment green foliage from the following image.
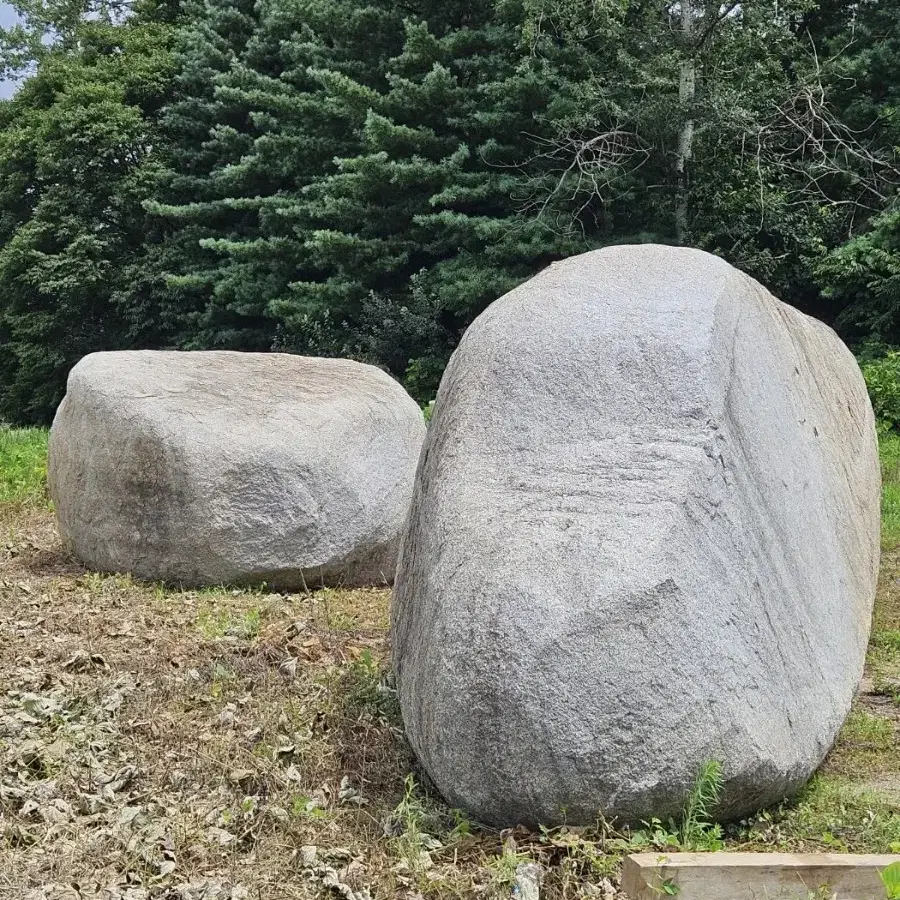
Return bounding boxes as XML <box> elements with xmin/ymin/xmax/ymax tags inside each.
<box><xmin>484</xmin><ymin>842</ymin><xmax>534</xmax><ymax>896</ymax></box>
<box><xmin>881</xmin><ymin>861</ymin><xmax>900</xmax><ymax>900</ymax></box>
<box><xmin>824</xmin><ymin>210</ymin><xmax>900</xmax><ymax>347</ymax></box>
<box><xmin>879</xmin><ymin>430</ymin><xmax>900</xmax><ymax>547</ymax></box>
<box><xmin>0</xmin><ymin>0</ymin><xmax>897</xmax><ymax>421</ymax></box>
<box><xmin>140</xmin><ymin>0</ymin><xmax>587</xmax><ymax>401</ymax></box>
<box><xmin>679</xmin><ymin>760</ymin><xmax>724</xmax><ymax>851</ymax></box>
<box><xmin>388</xmin><ymin>774</ymin><xmax>437</xmax><ymax>875</ymax></box>
<box><xmin>858</xmin><ymin>355</ymin><xmax>900</xmax><ymax>548</ymax></box>
<box><xmin>874</xmin><ymin>631</ymin><xmax>900</xmax><ymax>653</ymax></box>
<box><xmin>739</xmin><ymin>776</ymin><xmax>900</xmax><ymax>853</ymax></box>
<box><xmin>864</xmin><ymin>352</ymin><xmax>900</xmax><ymax>430</ymax></box>
<box><xmin>816</xmin><ymin>0</ymin><xmax>900</xmax><ymax>344</ymax></box>
<box><xmin>0</xmin><ymin>426</ymin><xmax>48</xmax><ymax>504</ymax></box>
<box><xmin>622</xmin><ymin>760</ymin><xmax>725</xmax><ymax>853</ymax></box>
<box><xmin>290</xmin><ymin>793</ymin><xmax>329</xmax><ymax>820</ymax></box>
<box><xmin>840</xmin><ymin>711</ymin><xmax>895</xmax><ymax>751</ymax></box>
<box><xmin>342</xmin><ymin>649</ymin><xmax>400</xmax><ymax>722</ymax></box>
<box><xmin>197</xmin><ymin>605</ymin><xmax>261</xmax><ymax>640</ymax></box>
<box><xmin>0</xmin><ymin>1</ymin><xmax>180</xmax><ymax>423</ymax></box>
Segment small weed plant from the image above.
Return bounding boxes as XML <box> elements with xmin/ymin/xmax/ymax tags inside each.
<box><xmin>626</xmin><ymin>760</ymin><xmax>725</xmax><ymax>852</ymax></box>
<box><xmin>388</xmin><ymin>775</ymin><xmax>442</xmax><ymax>877</ymax></box>
<box><xmin>841</xmin><ymin>710</ymin><xmax>895</xmax><ymax>750</ymax></box>
<box><xmin>484</xmin><ymin>839</ymin><xmax>533</xmax><ymax>898</ymax></box>
<box><xmin>343</xmin><ymin>649</ymin><xmax>400</xmax><ymax>722</ymax></box>
<box><xmin>679</xmin><ymin>759</ymin><xmax>725</xmax><ymax>850</ymax></box>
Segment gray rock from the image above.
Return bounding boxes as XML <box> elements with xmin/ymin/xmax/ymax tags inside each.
<box><xmin>392</xmin><ymin>245</ymin><xmax>880</xmax><ymax>828</ymax></box>
<box><xmin>50</xmin><ymin>351</ymin><xmax>425</xmax><ymax>589</ymax></box>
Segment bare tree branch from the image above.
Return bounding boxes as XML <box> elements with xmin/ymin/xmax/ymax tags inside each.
<box><xmin>756</xmin><ymin>76</ymin><xmax>899</xmax><ymax>213</ymax></box>
<box><xmin>511</xmin><ymin>125</ymin><xmax>651</xmax><ymax>236</ymax></box>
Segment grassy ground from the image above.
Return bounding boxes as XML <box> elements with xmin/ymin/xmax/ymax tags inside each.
<box><xmin>1</xmin><ymin>430</ymin><xmax>899</xmax><ymax>899</ymax></box>
<box><xmin>880</xmin><ymin>431</ymin><xmax>900</xmax><ymax>547</ymax></box>
<box><xmin>0</xmin><ymin>427</ymin><xmax>48</xmax><ymax>505</ymax></box>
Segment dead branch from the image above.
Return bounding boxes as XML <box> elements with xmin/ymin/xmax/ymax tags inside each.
<box><xmin>757</xmin><ymin>77</ymin><xmax>899</xmax><ymax>211</ymax></box>
<box><xmin>513</xmin><ymin>125</ymin><xmax>652</xmax><ymax>235</ymax></box>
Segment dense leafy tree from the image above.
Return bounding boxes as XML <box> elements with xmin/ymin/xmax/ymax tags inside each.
<box><xmin>0</xmin><ymin>1</ymin><xmax>178</xmax><ymax>423</ymax></box>
<box><xmin>815</xmin><ymin>0</ymin><xmax>900</xmax><ymax>343</ymax></box>
<box><xmin>519</xmin><ymin>0</ymin><xmax>899</xmax><ymax>312</ymax></box>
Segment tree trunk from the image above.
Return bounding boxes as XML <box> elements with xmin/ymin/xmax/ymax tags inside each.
<box><xmin>675</xmin><ymin>0</ymin><xmax>695</xmax><ymax>244</ymax></box>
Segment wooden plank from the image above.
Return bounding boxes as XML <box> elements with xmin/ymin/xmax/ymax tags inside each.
<box><xmin>622</xmin><ymin>852</ymin><xmax>900</xmax><ymax>900</ymax></box>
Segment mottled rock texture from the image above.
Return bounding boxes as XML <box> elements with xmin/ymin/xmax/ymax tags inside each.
<box><xmin>392</xmin><ymin>245</ymin><xmax>880</xmax><ymax>828</ymax></box>
<box><xmin>50</xmin><ymin>351</ymin><xmax>425</xmax><ymax>589</ymax></box>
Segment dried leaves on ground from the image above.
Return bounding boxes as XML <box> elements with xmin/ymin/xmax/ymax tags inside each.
<box><xmin>1</xmin><ymin>507</ymin><xmax>899</xmax><ymax>899</ymax></box>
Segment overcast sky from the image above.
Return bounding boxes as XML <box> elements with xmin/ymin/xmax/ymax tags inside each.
<box><xmin>0</xmin><ymin>3</ymin><xmax>21</xmax><ymax>100</ymax></box>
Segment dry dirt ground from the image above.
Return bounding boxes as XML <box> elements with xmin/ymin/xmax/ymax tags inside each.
<box><xmin>1</xmin><ymin>503</ymin><xmax>899</xmax><ymax>900</ymax></box>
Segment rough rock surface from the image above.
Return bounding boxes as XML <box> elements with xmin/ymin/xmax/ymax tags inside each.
<box><xmin>392</xmin><ymin>245</ymin><xmax>880</xmax><ymax>828</ymax></box>
<box><xmin>50</xmin><ymin>351</ymin><xmax>425</xmax><ymax>588</ymax></box>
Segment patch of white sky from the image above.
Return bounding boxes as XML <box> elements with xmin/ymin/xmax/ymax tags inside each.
<box><xmin>0</xmin><ymin>3</ymin><xmax>21</xmax><ymax>99</ymax></box>
<box><xmin>0</xmin><ymin>3</ymin><xmax>133</xmax><ymax>99</ymax></box>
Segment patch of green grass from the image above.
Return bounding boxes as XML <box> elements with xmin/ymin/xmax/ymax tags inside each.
<box><xmin>870</xmin><ymin>625</ymin><xmax>900</xmax><ymax>699</ymax></box>
<box><xmin>869</xmin><ymin>658</ymin><xmax>900</xmax><ymax>702</ymax></box>
<box><xmin>0</xmin><ymin>427</ymin><xmax>49</xmax><ymax>505</ymax></box>
<box><xmin>880</xmin><ymin>431</ymin><xmax>900</xmax><ymax>547</ymax></box>
<box><xmin>883</xmin><ymin>485</ymin><xmax>900</xmax><ymax>548</ymax></box>
<box><xmin>874</xmin><ymin>630</ymin><xmax>900</xmax><ymax>652</ymax></box>
<box><xmin>192</xmin><ymin>582</ymin><xmax>274</xmax><ymax>600</ymax></box>
<box><xmin>839</xmin><ymin>710</ymin><xmax>895</xmax><ymax>751</ymax></box>
<box><xmin>197</xmin><ymin>605</ymin><xmax>261</xmax><ymax>640</ymax></box>
<box><xmin>824</xmin><ymin>704</ymin><xmax>897</xmax><ymax>782</ymax></box>
<box><xmin>869</xmin><ymin>548</ymin><xmax>900</xmax><ymax>698</ymax></box>
<box><xmin>739</xmin><ymin>776</ymin><xmax>900</xmax><ymax>853</ymax></box>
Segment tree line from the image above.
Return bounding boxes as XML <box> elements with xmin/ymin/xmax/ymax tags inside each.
<box><xmin>0</xmin><ymin>0</ymin><xmax>897</xmax><ymax>424</ymax></box>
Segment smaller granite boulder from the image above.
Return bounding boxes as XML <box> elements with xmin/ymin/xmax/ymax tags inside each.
<box><xmin>49</xmin><ymin>351</ymin><xmax>426</xmax><ymax>588</ymax></box>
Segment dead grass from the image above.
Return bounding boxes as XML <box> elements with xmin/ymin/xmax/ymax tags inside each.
<box><xmin>1</xmin><ymin>507</ymin><xmax>565</xmax><ymax>900</ymax></box>
<box><xmin>0</xmin><ymin>521</ymin><xmax>412</xmax><ymax>898</ymax></box>
<box><xmin>1</xmin><ymin>444</ymin><xmax>899</xmax><ymax>897</ymax></box>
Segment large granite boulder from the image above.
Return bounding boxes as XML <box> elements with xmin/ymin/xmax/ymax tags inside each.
<box><xmin>50</xmin><ymin>351</ymin><xmax>425</xmax><ymax>589</ymax></box>
<box><xmin>392</xmin><ymin>245</ymin><xmax>880</xmax><ymax>828</ymax></box>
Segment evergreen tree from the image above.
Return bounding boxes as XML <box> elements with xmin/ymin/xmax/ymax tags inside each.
<box><xmin>314</xmin><ymin>7</ymin><xmax>596</xmax><ymax>395</ymax></box>
<box><xmin>1</xmin><ymin>0</ymin><xmax>897</xmax><ymax>422</ymax></box>
<box><xmin>169</xmin><ymin>0</ymin><xmax>594</xmax><ymax>397</ymax></box>
<box><xmin>143</xmin><ymin>0</ymin><xmax>410</xmax><ymax>352</ymax></box>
